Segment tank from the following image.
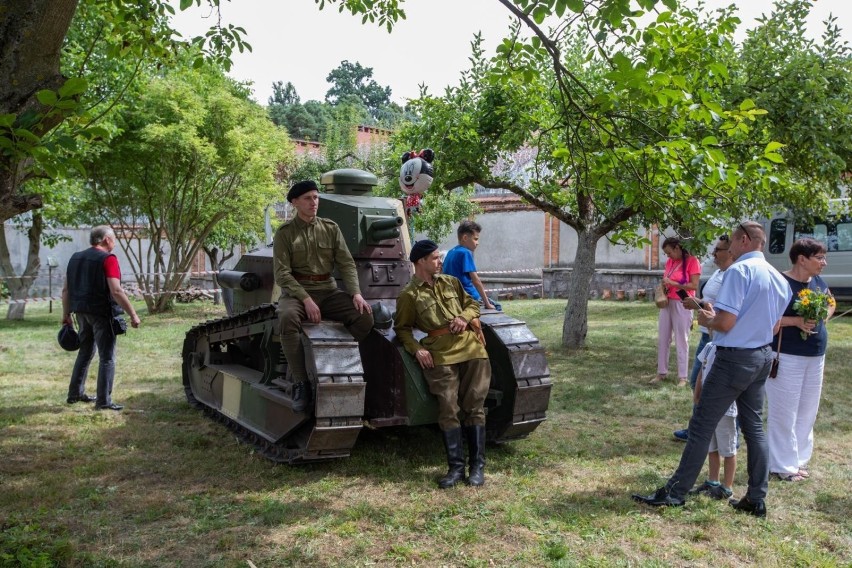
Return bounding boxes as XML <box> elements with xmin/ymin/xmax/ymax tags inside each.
<box><xmin>181</xmin><ymin>168</ymin><xmax>552</xmax><ymax>463</ymax></box>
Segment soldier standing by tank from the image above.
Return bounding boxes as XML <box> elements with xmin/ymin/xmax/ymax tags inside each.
<box><xmin>273</xmin><ymin>180</ymin><xmax>374</xmax><ymax>412</ymax></box>
<box><xmin>394</xmin><ymin>240</ymin><xmax>491</xmax><ymax>488</ymax></box>
<box><xmin>62</xmin><ymin>225</ymin><xmax>141</xmax><ymax>411</ymax></box>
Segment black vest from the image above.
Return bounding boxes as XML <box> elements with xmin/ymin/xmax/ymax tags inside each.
<box><xmin>66</xmin><ymin>247</ymin><xmax>119</xmax><ymax>317</ymax></box>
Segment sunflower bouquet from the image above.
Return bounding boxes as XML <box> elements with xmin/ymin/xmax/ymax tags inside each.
<box><xmin>792</xmin><ymin>288</ymin><xmax>836</xmax><ymax>340</ymax></box>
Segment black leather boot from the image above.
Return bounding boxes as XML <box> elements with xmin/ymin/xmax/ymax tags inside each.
<box><xmin>465</xmin><ymin>425</ymin><xmax>486</xmax><ymax>487</ymax></box>
<box><xmin>438</xmin><ymin>428</ymin><xmax>465</xmax><ymax>489</ymax></box>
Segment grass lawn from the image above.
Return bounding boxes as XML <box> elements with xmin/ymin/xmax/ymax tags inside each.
<box><xmin>1</xmin><ymin>299</ymin><xmax>850</xmax><ymax>567</ymax></box>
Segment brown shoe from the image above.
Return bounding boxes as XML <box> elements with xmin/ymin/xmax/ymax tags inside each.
<box><xmin>648</xmin><ymin>374</ymin><xmax>666</xmax><ymax>384</ymax></box>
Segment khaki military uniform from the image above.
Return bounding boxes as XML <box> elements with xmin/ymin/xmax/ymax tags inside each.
<box><xmin>273</xmin><ymin>216</ymin><xmax>373</xmax><ymax>380</ymax></box>
<box><xmin>394</xmin><ymin>274</ymin><xmax>490</xmax><ymax>430</ymax></box>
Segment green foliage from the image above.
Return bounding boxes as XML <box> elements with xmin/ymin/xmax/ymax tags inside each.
<box><xmin>390</xmin><ymin>1</ymin><xmax>847</xmax><ymax>346</ymax></box>
<box><xmin>269</xmin><ymin>59</ymin><xmax>407</xmax><ymax>142</ymax></box>
<box><xmin>325</xmin><ymin>60</ymin><xmax>393</xmax><ymax>121</ymax></box>
<box><xmin>269</xmin><ymin>80</ymin><xmax>301</xmax><ymax>106</ymax></box>
<box><xmin>77</xmin><ymin>60</ymin><xmax>293</xmax><ymax>312</ymax></box>
<box><xmin>0</xmin><ymin>521</ymin><xmax>74</xmax><ymax>567</ymax></box>
<box><xmin>726</xmin><ymin>0</ymin><xmax>852</xmax><ymax>210</ymax></box>
<box><xmin>0</xmin><ymin>0</ymin><xmax>408</xmax><ymax>222</ymax></box>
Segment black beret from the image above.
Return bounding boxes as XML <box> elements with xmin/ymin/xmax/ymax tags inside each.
<box><xmin>409</xmin><ymin>239</ymin><xmax>438</xmax><ymax>263</ymax></box>
<box><xmin>287</xmin><ymin>180</ymin><xmax>319</xmax><ymax>202</ymax></box>
<box><xmin>58</xmin><ymin>323</ymin><xmax>80</xmax><ymax>352</ymax></box>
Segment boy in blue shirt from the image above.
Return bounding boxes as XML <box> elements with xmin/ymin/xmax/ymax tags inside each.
<box><xmin>442</xmin><ymin>220</ymin><xmax>499</xmax><ymax>310</ymax></box>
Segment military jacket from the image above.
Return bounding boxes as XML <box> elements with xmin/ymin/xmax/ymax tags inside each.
<box><xmin>394</xmin><ymin>274</ymin><xmax>487</xmax><ymax>366</ymax></box>
<box><xmin>273</xmin><ymin>215</ymin><xmax>360</xmax><ymax>301</ymax></box>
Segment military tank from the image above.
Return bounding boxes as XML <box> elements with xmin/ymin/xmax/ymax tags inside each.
<box><xmin>181</xmin><ymin>168</ymin><xmax>552</xmax><ymax>463</ymax></box>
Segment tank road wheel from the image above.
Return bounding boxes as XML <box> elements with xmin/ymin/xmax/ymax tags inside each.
<box><xmin>181</xmin><ymin>305</ymin><xmax>367</xmax><ymax>463</ymax></box>
<box><xmin>479</xmin><ymin>312</ymin><xmax>552</xmax><ymax>442</ymax></box>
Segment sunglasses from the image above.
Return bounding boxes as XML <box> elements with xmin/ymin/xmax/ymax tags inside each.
<box><xmin>737</xmin><ymin>223</ymin><xmax>753</xmax><ymax>241</ymax></box>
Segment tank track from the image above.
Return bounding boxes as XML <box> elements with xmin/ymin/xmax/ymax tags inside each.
<box><xmin>182</xmin><ymin>303</ymin><xmax>366</xmax><ymax>464</ymax></box>
<box><xmin>480</xmin><ymin>312</ymin><xmax>552</xmax><ymax>442</ymax></box>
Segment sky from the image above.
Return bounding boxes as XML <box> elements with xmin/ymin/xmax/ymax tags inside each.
<box><xmin>170</xmin><ymin>0</ymin><xmax>851</xmax><ymax>106</ymax></box>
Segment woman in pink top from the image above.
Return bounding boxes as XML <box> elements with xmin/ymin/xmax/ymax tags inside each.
<box><xmin>651</xmin><ymin>236</ymin><xmax>701</xmax><ymax>386</ymax></box>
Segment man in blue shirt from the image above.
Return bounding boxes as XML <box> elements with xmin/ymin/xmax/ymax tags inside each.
<box><xmin>633</xmin><ymin>221</ymin><xmax>791</xmax><ymax>518</ymax></box>
<box><xmin>442</xmin><ymin>220</ymin><xmax>497</xmax><ymax>310</ymax></box>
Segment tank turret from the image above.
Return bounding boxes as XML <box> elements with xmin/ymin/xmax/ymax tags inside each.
<box><xmin>182</xmin><ymin>168</ymin><xmax>552</xmax><ymax>463</ymax></box>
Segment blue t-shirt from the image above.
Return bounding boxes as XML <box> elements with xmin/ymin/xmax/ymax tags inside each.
<box><xmin>442</xmin><ymin>245</ymin><xmax>480</xmax><ymax>300</ymax></box>
<box><xmin>775</xmin><ymin>274</ymin><xmax>830</xmax><ymax>357</ymax></box>
<box><xmin>713</xmin><ymin>251</ymin><xmax>792</xmax><ymax>349</ymax></box>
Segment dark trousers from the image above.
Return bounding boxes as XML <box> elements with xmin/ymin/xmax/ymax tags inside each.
<box><xmin>666</xmin><ymin>346</ymin><xmax>773</xmax><ymax>501</ymax></box>
<box><xmin>68</xmin><ymin>312</ymin><xmax>117</xmax><ymax>406</ymax></box>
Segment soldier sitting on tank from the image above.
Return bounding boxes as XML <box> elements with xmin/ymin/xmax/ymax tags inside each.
<box><xmin>394</xmin><ymin>239</ymin><xmax>491</xmax><ymax>488</ymax></box>
<box><xmin>273</xmin><ymin>180</ymin><xmax>374</xmax><ymax>412</ymax></box>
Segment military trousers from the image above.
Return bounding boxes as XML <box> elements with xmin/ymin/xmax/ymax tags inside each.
<box><xmin>422</xmin><ymin>358</ymin><xmax>490</xmax><ymax>431</ymax></box>
<box><xmin>278</xmin><ymin>289</ymin><xmax>374</xmax><ymax>381</ymax></box>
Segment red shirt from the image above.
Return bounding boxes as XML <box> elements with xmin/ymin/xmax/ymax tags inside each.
<box><xmin>103</xmin><ymin>255</ymin><xmax>121</xmax><ymax>280</ymax></box>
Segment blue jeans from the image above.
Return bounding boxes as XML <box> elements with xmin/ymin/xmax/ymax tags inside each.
<box><xmin>68</xmin><ymin>312</ymin><xmax>117</xmax><ymax>406</ymax></box>
<box><xmin>689</xmin><ymin>332</ymin><xmax>711</xmax><ymax>388</ymax></box>
<box><xmin>665</xmin><ymin>346</ymin><xmax>773</xmax><ymax>501</ymax></box>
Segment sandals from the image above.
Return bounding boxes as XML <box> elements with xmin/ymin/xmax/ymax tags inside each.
<box><xmin>798</xmin><ymin>468</ymin><xmax>810</xmax><ymax>478</ymax></box>
<box><xmin>772</xmin><ymin>472</ymin><xmax>807</xmax><ymax>482</ymax></box>
<box><xmin>648</xmin><ymin>374</ymin><xmax>667</xmax><ymax>384</ymax></box>
<box><xmin>677</xmin><ymin>378</ymin><xmax>689</xmax><ymax>387</ymax></box>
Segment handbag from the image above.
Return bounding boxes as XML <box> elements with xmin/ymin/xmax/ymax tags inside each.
<box><xmin>112</xmin><ymin>315</ymin><xmax>127</xmax><ymax>335</ymax></box>
<box><xmin>769</xmin><ymin>331</ymin><xmax>782</xmax><ymax>378</ymax></box>
<box><xmin>654</xmin><ymin>283</ymin><xmax>669</xmax><ymax>309</ymax></box>
<box><xmin>655</xmin><ymin>260</ymin><xmax>683</xmax><ymax>309</ymax></box>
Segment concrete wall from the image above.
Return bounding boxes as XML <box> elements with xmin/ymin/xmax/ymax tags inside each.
<box><xmin>2</xmin><ymin>223</ymin><xmax>237</xmax><ymax>298</ymax></box>
<box><xmin>425</xmin><ymin>209</ymin><xmax>545</xmax><ymax>272</ymax></box>
<box><xmin>557</xmin><ymin>223</ymin><xmax>651</xmax><ymax>269</ymax></box>
<box><xmin>421</xmin><ymin>209</ymin><xmax>651</xmax><ymax>273</ymax></box>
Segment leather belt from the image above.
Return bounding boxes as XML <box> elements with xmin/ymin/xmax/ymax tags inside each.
<box><xmin>427</xmin><ymin>326</ymin><xmax>453</xmax><ymax>337</ymax></box>
<box><xmin>293</xmin><ymin>272</ymin><xmax>331</xmax><ymax>282</ymax></box>
<box><xmin>716</xmin><ymin>344</ymin><xmax>771</xmax><ymax>351</ymax></box>
<box><xmin>426</xmin><ymin>318</ymin><xmax>486</xmax><ymax>346</ymax></box>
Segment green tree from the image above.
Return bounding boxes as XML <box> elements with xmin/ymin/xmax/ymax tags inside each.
<box><xmin>728</xmin><ymin>0</ymin><xmax>851</xmax><ymax>211</ymax></box>
<box><xmin>0</xmin><ymin>0</ymin><xmax>146</xmax><ymax>319</ymax></box>
<box><xmin>78</xmin><ymin>62</ymin><xmax>294</xmax><ymax>313</ymax></box>
<box><xmin>397</xmin><ymin>2</ymin><xmax>796</xmax><ymax>348</ymax></box>
<box><xmin>269</xmin><ymin>80</ymin><xmax>301</xmax><ymax>106</ymax></box>
<box><xmin>0</xmin><ymin>178</ymin><xmax>81</xmax><ymax>320</ymax></box>
<box><xmin>325</xmin><ymin>60</ymin><xmax>393</xmax><ymax>122</ymax></box>
<box><xmin>0</xmin><ymin>0</ymin><xmax>405</xmax><ymax>222</ymax></box>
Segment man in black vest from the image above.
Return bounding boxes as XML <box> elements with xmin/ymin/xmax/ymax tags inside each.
<box><xmin>62</xmin><ymin>226</ymin><xmax>140</xmax><ymax>410</ymax></box>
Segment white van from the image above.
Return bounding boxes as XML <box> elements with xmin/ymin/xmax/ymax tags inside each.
<box><xmin>700</xmin><ymin>204</ymin><xmax>852</xmax><ymax>300</ymax></box>
<box><xmin>763</xmin><ymin>208</ymin><xmax>852</xmax><ymax>300</ymax></box>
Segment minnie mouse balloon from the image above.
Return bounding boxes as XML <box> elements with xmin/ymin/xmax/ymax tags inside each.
<box><xmin>399</xmin><ymin>148</ymin><xmax>435</xmax><ymax>195</ymax></box>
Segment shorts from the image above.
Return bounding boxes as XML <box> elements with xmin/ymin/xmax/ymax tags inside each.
<box><xmin>708</xmin><ymin>415</ymin><xmax>738</xmax><ymax>458</ymax></box>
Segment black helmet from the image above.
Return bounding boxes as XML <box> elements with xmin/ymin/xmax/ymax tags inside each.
<box><xmin>58</xmin><ymin>323</ymin><xmax>80</xmax><ymax>351</ymax></box>
<box><xmin>371</xmin><ymin>301</ymin><xmax>393</xmax><ymax>330</ymax></box>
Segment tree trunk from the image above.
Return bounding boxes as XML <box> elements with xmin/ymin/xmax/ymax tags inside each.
<box><xmin>561</xmin><ymin>227</ymin><xmax>600</xmax><ymax>349</ymax></box>
<box><xmin>0</xmin><ymin>212</ymin><xmax>44</xmax><ymax>320</ymax></box>
<box><xmin>0</xmin><ymin>0</ymin><xmax>80</xmax><ymax>221</ymax></box>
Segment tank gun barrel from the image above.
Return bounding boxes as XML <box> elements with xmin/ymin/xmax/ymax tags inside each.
<box><xmin>367</xmin><ymin>215</ymin><xmax>403</xmax><ymax>242</ymax></box>
<box><xmin>218</xmin><ymin>270</ymin><xmax>261</xmax><ymax>292</ymax></box>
